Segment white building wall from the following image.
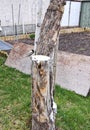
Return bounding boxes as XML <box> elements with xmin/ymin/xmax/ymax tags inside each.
<box><xmin>61</xmin><ymin>1</ymin><xmax>81</xmax><ymax>27</ymax></box>
<box><xmin>0</xmin><ymin>0</ymin><xmax>51</xmax><ymax>26</ymax></box>
<box><xmin>0</xmin><ymin>0</ymin><xmax>81</xmax><ymax>27</ymax></box>
<box><xmin>0</xmin><ymin>0</ymin><xmax>12</xmax><ymax>26</ymax></box>
<box><xmin>0</xmin><ymin>0</ymin><xmax>81</xmax><ymax>36</ymax></box>
<box><xmin>0</xmin><ymin>0</ymin><xmax>36</xmax><ymax>26</ymax></box>
<box><xmin>41</xmin><ymin>0</ymin><xmax>50</xmax><ymax>22</ymax></box>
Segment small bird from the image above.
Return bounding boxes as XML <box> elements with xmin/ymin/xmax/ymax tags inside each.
<box><xmin>26</xmin><ymin>50</ymin><xmax>34</xmax><ymax>57</ymax></box>
<box><xmin>22</xmin><ymin>50</ymin><xmax>34</xmax><ymax>59</ymax></box>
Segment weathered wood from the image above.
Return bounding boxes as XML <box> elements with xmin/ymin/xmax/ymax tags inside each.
<box><xmin>32</xmin><ymin>0</ymin><xmax>65</xmax><ymax>129</ymax></box>
<box><xmin>34</xmin><ymin>0</ymin><xmax>51</xmax><ymax>53</ymax></box>
<box><xmin>36</xmin><ymin>0</ymin><xmax>66</xmax><ymax>91</ymax></box>
<box><xmin>36</xmin><ymin>0</ymin><xmax>66</xmax><ymax>56</ymax></box>
<box><xmin>31</xmin><ymin>55</ymin><xmax>57</xmax><ymax>130</ymax></box>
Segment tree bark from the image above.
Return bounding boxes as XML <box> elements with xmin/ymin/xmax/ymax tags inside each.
<box><xmin>36</xmin><ymin>0</ymin><xmax>66</xmax><ymax>90</ymax></box>
<box><xmin>32</xmin><ymin>55</ymin><xmax>56</xmax><ymax>130</ymax></box>
<box><xmin>34</xmin><ymin>0</ymin><xmax>51</xmax><ymax>53</ymax></box>
<box><xmin>36</xmin><ymin>0</ymin><xmax>66</xmax><ymax>56</ymax></box>
<box><xmin>32</xmin><ymin>0</ymin><xmax>65</xmax><ymax>130</ymax></box>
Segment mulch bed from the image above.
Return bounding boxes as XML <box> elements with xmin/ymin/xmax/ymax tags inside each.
<box><xmin>6</xmin><ymin>31</ymin><xmax>90</xmax><ymax>56</ymax></box>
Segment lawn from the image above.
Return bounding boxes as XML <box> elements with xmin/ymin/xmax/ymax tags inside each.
<box><xmin>0</xmin><ymin>55</ymin><xmax>90</xmax><ymax>130</ymax></box>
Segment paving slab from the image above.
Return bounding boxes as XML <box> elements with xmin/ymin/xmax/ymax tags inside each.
<box><xmin>5</xmin><ymin>43</ymin><xmax>90</xmax><ymax>96</ymax></box>
<box><xmin>5</xmin><ymin>42</ymin><xmax>33</xmax><ymax>74</ymax></box>
<box><xmin>0</xmin><ymin>40</ymin><xmax>13</xmax><ymax>50</ymax></box>
<box><xmin>56</xmin><ymin>51</ymin><xmax>90</xmax><ymax>97</ymax></box>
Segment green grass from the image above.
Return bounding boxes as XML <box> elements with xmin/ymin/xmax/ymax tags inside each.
<box><xmin>0</xmin><ymin>56</ymin><xmax>90</xmax><ymax>130</ymax></box>
<box><xmin>0</xmin><ymin>56</ymin><xmax>31</xmax><ymax>130</ymax></box>
<box><xmin>55</xmin><ymin>86</ymin><xmax>90</xmax><ymax>130</ymax></box>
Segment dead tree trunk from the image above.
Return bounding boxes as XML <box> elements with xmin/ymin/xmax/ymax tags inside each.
<box><xmin>36</xmin><ymin>0</ymin><xmax>65</xmax><ymax>56</ymax></box>
<box><xmin>32</xmin><ymin>55</ymin><xmax>56</xmax><ymax>130</ymax></box>
<box><xmin>31</xmin><ymin>0</ymin><xmax>65</xmax><ymax>130</ymax></box>
<box><xmin>36</xmin><ymin>0</ymin><xmax>66</xmax><ymax>88</ymax></box>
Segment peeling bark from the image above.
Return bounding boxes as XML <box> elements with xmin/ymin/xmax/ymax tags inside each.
<box><xmin>36</xmin><ymin>0</ymin><xmax>66</xmax><ymax>90</ymax></box>
<box><xmin>32</xmin><ymin>55</ymin><xmax>55</xmax><ymax>130</ymax></box>
<box><xmin>36</xmin><ymin>0</ymin><xmax>66</xmax><ymax>56</ymax></box>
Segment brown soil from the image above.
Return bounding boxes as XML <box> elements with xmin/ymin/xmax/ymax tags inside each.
<box><xmin>59</xmin><ymin>31</ymin><xmax>90</xmax><ymax>56</ymax></box>
<box><xmin>7</xmin><ymin>38</ymin><xmax>34</xmax><ymax>45</ymax></box>
<box><xmin>7</xmin><ymin>31</ymin><xmax>90</xmax><ymax>56</ymax></box>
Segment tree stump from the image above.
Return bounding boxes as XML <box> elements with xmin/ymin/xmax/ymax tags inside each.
<box><xmin>31</xmin><ymin>55</ymin><xmax>57</xmax><ymax>130</ymax></box>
